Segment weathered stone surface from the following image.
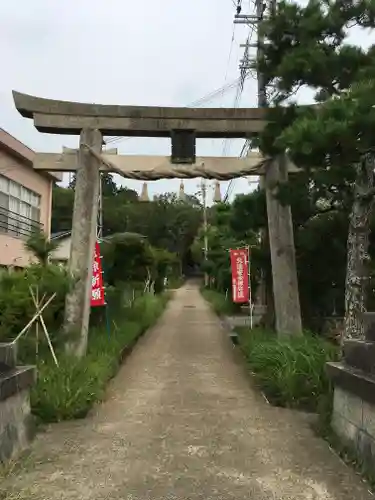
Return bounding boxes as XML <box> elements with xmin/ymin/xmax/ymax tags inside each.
<box><xmin>333</xmin><ymin>386</ymin><xmax>363</xmax><ymax>426</ymax></box>
<box><xmin>330</xmin><ymin>373</ymin><xmax>375</xmax><ymax>471</ymax></box>
<box><xmin>0</xmin><ymin>390</ymin><xmax>34</xmax><ymax>464</ymax></box>
<box><xmin>34</xmin><ymin>152</ymin><xmax>298</xmax><ymax>178</ymax></box>
<box><xmin>33</xmin><ymin>113</ymin><xmax>267</xmax><ymax>138</ymax></box>
<box><xmin>0</xmin><ymin>342</ymin><xmax>17</xmax><ymax>369</ymax></box>
<box><xmin>332</xmin><ymin>412</ymin><xmax>359</xmax><ymax>445</ymax></box>
<box><xmin>0</xmin><ymin>343</ymin><xmax>36</xmax><ymax>464</ymax></box>
<box><xmin>363</xmin><ymin>312</ymin><xmax>375</xmax><ymax>341</ymax></box>
<box><xmin>344</xmin><ymin>339</ymin><xmax>375</xmax><ymax>373</ymax></box>
<box><xmin>13</xmin><ymin>90</ymin><xmax>266</xmax><ymax>119</ymax></box>
<box><xmin>265</xmin><ymin>156</ymin><xmax>302</xmax><ymax>336</ymax></box>
<box><xmin>327</xmin><ymin>361</ymin><xmax>375</xmax><ymax>405</ymax></box>
<box><xmin>357</xmin><ymin>430</ymin><xmax>375</xmax><ymax>467</ymax></box>
<box><xmin>362</xmin><ymin>400</ymin><xmax>375</xmax><ymax>438</ymax></box>
<box><xmin>13</xmin><ymin>91</ymin><xmax>267</xmax><ymax>137</ymax></box>
<box><xmin>0</xmin><ymin>366</ymin><xmax>35</xmax><ymax>402</ymax></box>
<box><xmin>63</xmin><ymin>128</ymin><xmax>102</xmax><ymax>354</ymax></box>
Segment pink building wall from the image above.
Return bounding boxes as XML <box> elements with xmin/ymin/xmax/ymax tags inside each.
<box><xmin>0</xmin><ymin>128</ymin><xmax>60</xmax><ymax>268</ymax></box>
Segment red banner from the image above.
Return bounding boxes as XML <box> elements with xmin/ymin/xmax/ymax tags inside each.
<box><xmin>230</xmin><ymin>247</ymin><xmax>249</xmax><ymax>303</ymax></box>
<box><xmin>91</xmin><ymin>241</ymin><xmax>105</xmax><ymax>307</ymax></box>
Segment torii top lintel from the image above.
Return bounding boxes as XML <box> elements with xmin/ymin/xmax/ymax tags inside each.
<box><xmin>12</xmin><ymin>91</ymin><xmax>268</xmax><ymax>138</ymax></box>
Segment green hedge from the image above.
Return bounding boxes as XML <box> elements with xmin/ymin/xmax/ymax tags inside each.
<box><xmin>31</xmin><ymin>293</ymin><xmax>169</xmax><ymax>423</ymax></box>
<box><xmin>238</xmin><ymin>327</ymin><xmax>339</xmax><ymax>412</ymax></box>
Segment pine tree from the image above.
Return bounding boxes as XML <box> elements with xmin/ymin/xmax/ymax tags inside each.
<box><xmin>260</xmin><ymin>0</ymin><xmax>375</xmax><ymax>341</ymax></box>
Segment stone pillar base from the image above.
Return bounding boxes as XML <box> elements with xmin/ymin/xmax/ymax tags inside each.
<box><xmin>327</xmin><ymin>312</ymin><xmax>375</xmax><ymax>468</ymax></box>
<box><xmin>0</xmin><ymin>343</ymin><xmax>35</xmax><ymax>464</ymax></box>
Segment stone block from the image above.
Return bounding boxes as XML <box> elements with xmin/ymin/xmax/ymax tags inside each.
<box><xmin>329</xmin><ymin>354</ymin><xmax>375</xmax><ymax>470</ymax></box>
<box><xmin>0</xmin><ymin>343</ymin><xmax>17</xmax><ymax>369</ymax></box>
<box><xmin>362</xmin><ymin>400</ymin><xmax>375</xmax><ymax>439</ymax></box>
<box><xmin>357</xmin><ymin>429</ymin><xmax>375</xmax><ymax>467</ymax></box>
<box><xmin>0</xmin><ymin>366</ymin><xmax>35</xmax><ymax>402</ymax></box>
<box><xmin>327</xmin><ymin>361</ymin><xmax>375</xmax><ymax>405</ymax></box>
<box><xmin>344</xmin><ymin>339</ymin><xmax>375</xmax><ymax>374</ymax></box>
<box><xmin>0</xmin><ymin>390</ymin><xmax>34</xmax><ymax>464</ymax></box>
<box><xmin>363</xmin><ymin>312</ymin><xmax>375</xmax><ymax>341</ymax></box>
<box><xmin>332</xmin><ymin>411</ymin><xmax>359</xmax><ymax>446</ymax></box>
<box><xmin>333</xmin><ymin>386</ymin><xmax>363</xmax><ymax>426</ymax></box>
<box><xmin>0</xmin><ymin>390</ymin><xmax>30</xmax><ymax>436</ymax></box>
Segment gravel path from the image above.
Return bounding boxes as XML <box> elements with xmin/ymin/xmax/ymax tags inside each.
<box><xmin>2</xmin><ymin>282</ymin><xmax>373</xmax><ymax>499</ymax></box>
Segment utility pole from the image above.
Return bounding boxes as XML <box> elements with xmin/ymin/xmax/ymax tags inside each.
<box><xmin>201</xmin><ymin>179</ymin><xmax>209</xmax><ymax>287</ymax></box>
<box><xmin>234</xmin><ymin>0</ymin><xmax>269</xmax><ymax>310</ymax></box>
<box><xmin>233</xmin><ymin>0</ymin><xmax>302</xmax><ymax>335</ymax></box>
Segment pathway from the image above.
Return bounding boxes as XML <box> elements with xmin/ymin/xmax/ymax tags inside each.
<box><xmin>2</xmin><ymin>282</ymin><xmax>373</xmax><ymax>500</ymax></box>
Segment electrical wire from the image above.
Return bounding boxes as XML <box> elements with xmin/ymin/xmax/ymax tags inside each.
<box><xmin>104</xmin><ymin>76</ymin><xmax>250</xmax><ymax>146</ymax></box>
<box><xmin>223</xmin><ymin>0</ymin><xmax>258</xmax><ymax>203</ymax></box>
<box><xmin>106</xmin><ymin>3</ymin><xmax>246</xmax><ymax>148</ymax></box>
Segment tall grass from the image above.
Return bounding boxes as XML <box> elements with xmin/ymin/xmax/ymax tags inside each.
<box><xmin>239</xmin><ymin>328</ymin><xmax>339</xmax><ymax>412</ymax></box>
<box><xmin>30</xmin><ymin>293</ymin><xmax>169</xmax><ymax>423</ymax></box>
<box><xmin>201</xmin><ymin>288</ymin><xmax>240</xmax><ymax>316</ymax></box>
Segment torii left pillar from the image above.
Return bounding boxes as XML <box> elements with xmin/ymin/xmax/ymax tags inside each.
<box><xmin>63</xmin><ymin>128</ymin><xmax>102</xmax><ymax>356</ymax></box>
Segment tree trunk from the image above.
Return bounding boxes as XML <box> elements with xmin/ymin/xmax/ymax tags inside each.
<box><xmin>343</xmin><ymin>155</ymin><xmax>375</xmax><ymax>343</ymax></box>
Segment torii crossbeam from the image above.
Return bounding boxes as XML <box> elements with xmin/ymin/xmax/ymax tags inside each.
<box><xmin>34</xmin><ymin>150</ymin><xmax>300</xmax><ymax>180</ymax></box>
<box><xmin>13</xmin><ymin>90</ymin><xmax>267</xmax><ymax>137</ymax></box>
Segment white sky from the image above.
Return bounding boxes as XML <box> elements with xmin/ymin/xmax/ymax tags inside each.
<box><xmin>0</xmin><ymin>1</ymin><xmax>373</xmax><ymax>204</ymax></box>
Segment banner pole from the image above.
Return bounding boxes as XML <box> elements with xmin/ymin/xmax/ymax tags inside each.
<box><xmin>99</xmin><ymin>240</ymin><xmax>111</xmax><ymax>337</ymax></box>
<box><xmin>247</xmin><ymin>246</ymin><xmax>253</xmax><ymax>330</ymax></box>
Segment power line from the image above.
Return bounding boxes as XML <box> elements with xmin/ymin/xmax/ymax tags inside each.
<box><xmin>223</xmin><ymin>2</ymin><xmax>258</xmax><ymax>202</ymax></box>
<box><xmin>104</xmin><ymin>75</ymin><xmax>251</xmax><ymax>146</ymax></box>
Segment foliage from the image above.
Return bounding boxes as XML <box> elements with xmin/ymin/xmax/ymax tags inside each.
<box><xmin>25</xmin><ymin>230</ymin><xmax>60</xmax><ymax>266</ymax></box>
<box><xmin>0</xmin><ymin>264</ymin><xmax>71</xmax><ymax>344</ymax></box>
<box><xmin>193</xmin><ymin>202</ymin><xmax>259</xmax><ymax>294</ymax></box>
<box><xmin>258</xmin><ymin>0</ymin><xmax>375</xmax><ymax>339</ymax></box>
<box><xmin>124</xmin><ymin>194</ymin><xmax>202</xmax><ymax>272</ymax></box>
<box><xmin>100</xmin><ymin>233</ymin><xmax>178</xmax><ymax>295</ymax></box>
<box><xmin>30</xmin><ymin>293</ymin><xmax>169</xmax><ymax>422</ymax></box>
<box><xmin>296</xmin><ymin>210</ymin><xmax>348</xmax><ymax>326</ymax></box>
<box><xmin>202</xmin><ymin>288</ymin><xmax>338</xmax><ymax>412</ymax></box>
<box><xmin>151</xmin><ymin>247</ymin><xmax>179</xmax><ymax>293</ymax></box>
<box><xmin>238</xmin><ymin>327</ymin><xmax>339</xmax><ymax>412</ymax></box>
<box><xmin>192</xmin><ymin>187</ymin><xmax>351</xmax><ymax>329</ymax></box>
<box><xmin>101</xmin><ymin>233</ymin><xmax>153</xmax><ymax>286</ymax></box>
<box><xmin>201</xmin><ymin>288</ymin><xmax>240</xmax><ymax>316</ymax></box>
<box><xmin>52</xmin><ymin>184</ymin><xmax>201</xmax><ymax>275</ymax></box>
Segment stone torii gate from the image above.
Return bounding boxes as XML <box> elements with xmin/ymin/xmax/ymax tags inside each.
<box><xmin>13</xmin><ymin>90</ymin><xmax>302</xmax><ymax>353</ymax></box>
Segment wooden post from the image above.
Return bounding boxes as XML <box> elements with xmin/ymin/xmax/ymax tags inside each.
<box><xmin>265</xmin><ymin>154</ymin><xmax>302</xmax><ymax>336</ymax></box>
<box><xmin>63</xmin><ymin>128</ymin><xmax>102</xmax><ymax>356</ymax></box>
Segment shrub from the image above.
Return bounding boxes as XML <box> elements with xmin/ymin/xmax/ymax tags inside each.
<box><xmin>201</xmin><ymin>288</ymin><xmax>240</xmax><ymax>316</ymax></box>
<box><xmin>0</xmin><ymin>264</ymin><xmax>70</xmax><ymax>344</ymax></box>
<box><xmin>238</xmin><ymin>328</ymin><xmax>339</xmax><ymax>412</ymax></box>
<box><xmin>30</xmin><ymin>293</ymin><xmax>168</xmax><ymax>423</ymax></box>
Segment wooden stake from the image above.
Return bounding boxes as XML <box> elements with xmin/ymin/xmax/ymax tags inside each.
<box><xmin>12</xmin><ymin>293</ymin><xmax>57</xmax><ymax>344</ymax></box>
<box><xmin>30</xmin><ymin>287</ymin><xmax>59</xmax><ymax>367</ymax></box>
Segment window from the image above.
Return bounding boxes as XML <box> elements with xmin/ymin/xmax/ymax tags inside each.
<box><xmin>0</xmin><ymin>174</ymin><xmax>42</xmax><ymax>237</ymax></box>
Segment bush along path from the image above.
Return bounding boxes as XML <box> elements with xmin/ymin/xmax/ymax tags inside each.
<box><xmin>1</xmin><ymin>282</ymin><xmax>373</xmax><ymax>500</ymax></box>
<box><xmin>29</xmin><ymin>292</ymin><xmax>170</xmax><ymax>423</ymax></box>
<box><xmin>203</xmin><ymin>289</ymin><xmax>375</xmax><ymax>489</ymax></box>
<box><xmin>202</xmin><ymin>289</ymin><xmax>338</xmax><ymax>417</ymax></box>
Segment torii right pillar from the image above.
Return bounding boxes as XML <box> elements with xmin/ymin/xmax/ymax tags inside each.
<box><xmin>265</xmin><ymin>154</ymin><xmax>302</xmax><ymax>336</ymax></box>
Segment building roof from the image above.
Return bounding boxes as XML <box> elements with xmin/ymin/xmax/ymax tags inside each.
<box><xmin>0</xmin><ymin>128</ymin><xmax>62</xmax><ymax>182</ymax></box>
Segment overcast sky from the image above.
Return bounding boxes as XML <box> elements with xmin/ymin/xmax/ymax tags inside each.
<box><xmin>0</xmin><ymin>0</ymin><xmax>261</xmax><ymax>204</ymax></box>
<box><xmin>0</xmin><ymin>1</ymin><xmax>373</xmax><ymax>204</ymax></box>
